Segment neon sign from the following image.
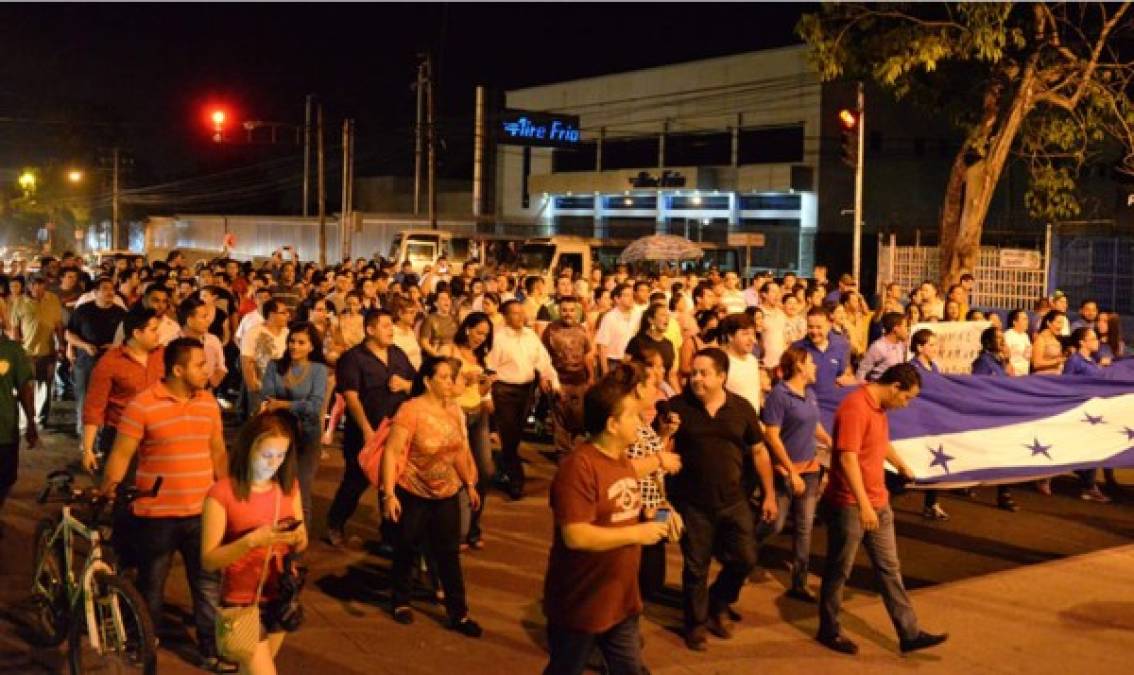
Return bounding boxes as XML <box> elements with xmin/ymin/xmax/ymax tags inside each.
<box><xmin>498</xmin><ymin>109</ymin><xmax>581</xmax><ymax>148</ymax></box>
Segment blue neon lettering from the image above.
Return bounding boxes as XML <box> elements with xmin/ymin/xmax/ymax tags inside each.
<box><xmin>502</xmin><ymin>116</ymin><xmax>579</xmax><ymax>144</ymax></box>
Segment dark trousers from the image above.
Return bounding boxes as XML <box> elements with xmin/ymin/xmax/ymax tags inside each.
<box><xmin>0</xmin><ymin>442</ymin><xmax>18</xmax><ymax>510</ymax></box>
<box><xmin>295</xmin><ymin>431</ymin><xmax>321</xmax><ymax>527</ymax></box>
<box><xmin>26</xmin><ymin>356</ymin><xmax>56</xmax><ymax>428</ymax></box>
<box><xmin>677</xmin><ymin>499</ymin><xmax>757</xmax><ymax>631</ymax></box>
<box><xmin>132</xmin><ymin>515</ymin><xmax>221</xmax><ymax>657</ymax></box>
<box><xmin>545</xmin><ymin>614</ymin><xmax>643</xmax><ymax>675</ymax></box>
<box><xmin>326</xmin><ymin>440</ymin><xmax>370</xmax><ymax>532</ymax></box>
<box><xmin>390</xmin><ymin>488</ymin><xmax>468</xmax><ymax>620</ymax></box>
<box><xmin>818</xmin><ymin>504</ymin><xmax>919</xmax><ymax>642</ymax></box>
<box><xmin>638</xmin><ymin>541</ymin><xmax>667</xmax><ymax>601</ymax></box>
<box><xmin>551</xmin><ymin>382</ymin><xmax>588</xmax><ymax>455</ymax></box>
<box><xmin>492</xmin><ymin>381</ymin><xmax>533</xmax><ymax>491</ymax></box>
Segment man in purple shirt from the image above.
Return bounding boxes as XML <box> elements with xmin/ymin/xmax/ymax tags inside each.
<box><xmin>855</xmin><ymin>313</ymin><xmax>909</xmax><ymax>382</ymax></box>
<box><xmin>793</xmin><ymin>307</ymin><xmax>856</xmax><ymax>400</ymax></box>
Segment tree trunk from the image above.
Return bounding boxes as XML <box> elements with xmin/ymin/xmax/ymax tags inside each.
<box><xmin>939</xmin><ymin>66</ymin><xmax>1037</xmax><ymax>288</ymax></box>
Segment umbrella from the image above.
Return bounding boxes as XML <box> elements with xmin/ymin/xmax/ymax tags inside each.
<box><xmin>618</xmin><ymin>234</ymin><xmax>704</xmax><ymax>264</ymax></box>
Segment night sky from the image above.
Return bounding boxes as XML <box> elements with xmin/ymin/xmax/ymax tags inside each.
<box><xmin>0</xmin><ymin>2</ymin><xmax>810</xmax><ymax>211</ymax></box>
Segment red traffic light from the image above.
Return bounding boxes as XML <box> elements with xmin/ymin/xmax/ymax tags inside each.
<box><xmin>838</xmin><ymin>109</ymin><xmax>858</xmax><ymax>129</ymax></box>
<box><xmin>211</xmin><ymin>110</ymin><xmax>227</xmax><ymax>126</ymax></box>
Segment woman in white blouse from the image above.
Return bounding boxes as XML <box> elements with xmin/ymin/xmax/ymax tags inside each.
<box><xmin>1004</xmin><ymin>309</ymin><xmax>1033</xmax><ymax>376</ymax></box>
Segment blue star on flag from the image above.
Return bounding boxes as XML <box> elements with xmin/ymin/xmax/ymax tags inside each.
<box><xmin>928</xmin><ymin>444</ymin><xmax>955</xmax><ymax>474</ymax></box>
<box><xmin>1122</xmin><ymin>427</ymin><xmax>1134</xmax><ymax>442</ymax></box>
<box><xmin>1083</xmin><ymin>412</ymin><xmax>1104</xmax><ymax>425</ymax></box>
<box><xmin>1026</xmin><ymin>437</ymin><xmax>1053</xmax><ymax>460</ymax></box>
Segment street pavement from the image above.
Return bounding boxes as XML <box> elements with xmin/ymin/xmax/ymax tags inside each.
<box><xmin>1</xmin><ymin>402</ymin><xmax>1132</xmax><ymax>674</ymax></box>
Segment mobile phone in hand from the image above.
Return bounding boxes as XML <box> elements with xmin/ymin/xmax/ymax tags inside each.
<box><xmin>275</xmin><ymin>519</ymin><xmax>303</xmax><ymax>533</ymax></box>
<box><xmin>653</xmin><ymin>507</ymin><xmax>670</xmax><ymax>523</ymax></box>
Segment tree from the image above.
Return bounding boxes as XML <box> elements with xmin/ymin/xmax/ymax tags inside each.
<box><xmin>798</xmin><ymin>2</ymin><xmax>1134</xmax><ymax>286</ymax></box>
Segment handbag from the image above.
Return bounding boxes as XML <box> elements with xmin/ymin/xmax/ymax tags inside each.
<box><xmin>216</xmin><ymin>488</ymin><xmax>280</xmax><ymax>662</ymax></box>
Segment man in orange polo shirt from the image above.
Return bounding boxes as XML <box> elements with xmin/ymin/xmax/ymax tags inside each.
<box><xmin>817</xmin><ymin>363</ymin><xmax>947</xmax><ymax>656</ymax></box>
<box><xmin>101</xmin><ymin>337</ymin><xmax>233</xmax><ymax>672</ymax></box>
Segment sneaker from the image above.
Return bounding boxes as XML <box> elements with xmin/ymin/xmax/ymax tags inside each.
<box><xmin>684</xmin><ymin>627</ymin><xmax>708</xmax><ymax>652</ymax></box>
<box><xmin>448</xmin><ymin>616</ymin><xmax>483</xmax><ymax>638</ymax></box>
<box><xmin>900</xmin><ymin>630</ymin><xmax>948</xmax><ymax>653</ymax></box>
<box><xmin>817</xmin><ymin>633</ymin><xmax>859</xmax><ymax>655</ymax></box>
<box><xmin>922</xmin><ymin>504</ymin><xmax>950</xmax><ymax>521</ymax></box>
<box><xmin>997</xmin><ymin>495</ymin><xmax>1019</xmax><ymax>512</ymax></box>
<box><xmin>323</xmin><ymin>528</ymin><xmax>345</xmax><ymax>547</ymax></box>
<box><xmin>393</xmin><ymin>606</ymin><xmax>414</xmax><ymax>625</ymax></box>
<box><xmin>200</xmin><ymin>655</ymin><xmax>239</xmax><ymax>673</ymax></box>
<box><xmin>705</xmin><ymin>611</ymin><xmax>733</xmax><ymax>639</ymax></box>
<box><xmin>1080</xmin><ymin>487</ymin><xmax>1112</xmax><ymax>504</ymax></box>
<box><xmin>785</xmin><ymin>586</ymin><xmax>817</xmax><ymax>603</ymax></box>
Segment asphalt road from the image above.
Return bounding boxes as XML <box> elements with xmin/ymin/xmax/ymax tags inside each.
<box><xmin>1</xmin><ymin>401</ymin><xmax>1132</xmax><ymax>674</ymax></box>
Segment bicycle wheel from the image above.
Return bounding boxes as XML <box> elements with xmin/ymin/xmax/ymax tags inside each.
<box><xmin>68</xmin><ymin>571</ymin><xmax>157</xmax><ymax>675</ymax></box>
<box><xmin>30</xmin><ymin>517</ymin><xmax>69</xmax><ymax>646</ymax></box>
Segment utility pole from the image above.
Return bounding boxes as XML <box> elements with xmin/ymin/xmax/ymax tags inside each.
<box><xmin>111</xmin><ymin>147</ymin><xmax>120</xmax><ymax>250</ymax></box>
<box><xmin>413</xmin><ymin>59</ymin><xmax>425</xmax><ymax>216</ymax></box>
<box><xmin>303</xmin><ymin>94</ymin><xmax>312</xmax><ymax>216</ymax></box>
<box><xmin>341</xmin><ymin>119</ymin><xmax>355</xmax><ymax>261</ymax></box>
<box><xmin>852</xmin><ymin>81</ymin><xmax>865</xmax><ymax>285</ymax></box>
<box><xmin>472</xmin><ymin>85</ymin><xmax>486</xmax><ymax>219</ymax></box>
<box><xmin>317</xmin><ymin>103</ymin><xmax>326</xmax><ymax>265</ymax></box>
<box><xmin>426</xmin><ymin>53</ymin><xmax>437</xmax><ymax>230</ymax></box>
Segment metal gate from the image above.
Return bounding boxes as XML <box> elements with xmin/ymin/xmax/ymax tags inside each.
<box><xmin>876</xmin><ymin>229</ymin><xmax>1050</xmax><ymax>311</ymax></box>
<box><xmin>1049</xmin><ymin>234</ymin><xmax>1134</xmax><ymax>316</ymax></box>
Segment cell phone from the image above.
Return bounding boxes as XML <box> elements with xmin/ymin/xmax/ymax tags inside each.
<box><xmin>275</xmin><ymin>519</ymin><xmax>303</xmax><ymax>532</ymax></box>
<box><xmin>654</xmin><ymin>507</ymin><xmax>670</xmax><ymax>524</ymax></box>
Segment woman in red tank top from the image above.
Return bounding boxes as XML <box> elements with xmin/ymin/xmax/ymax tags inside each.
<box><xmin>202</xmin><ymin>411</ymin><xmax>308</xmax><ymax>674</ymax></box>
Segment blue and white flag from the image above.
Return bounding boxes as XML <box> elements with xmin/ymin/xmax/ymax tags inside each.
<box><xmin>817</xmin><ymin>359</ymin><xmax>1134</xmax><ymax>487</ymax></box>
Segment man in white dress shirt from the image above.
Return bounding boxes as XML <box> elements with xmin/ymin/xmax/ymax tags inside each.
<box><xmin>486</xmin><ymin>299</ymin><xmax>558</xmax><ymax>500</ymax></box>
<box><xmin>594</xmin><ymin>283</ymin><xmax>640</xmax><ymax>375</ymax></box>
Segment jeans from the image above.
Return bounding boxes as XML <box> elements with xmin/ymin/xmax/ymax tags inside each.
<box><xmin>756</xmin><ymin>472</ymin><xmax>820</xmax><ymax>590</ymax></box>
<box><xmin>677</xmin><ymin>499</ymin><xmax>757</xmax><ymax>631</ymax></box>
<box><xmin>818</xmin><ymin>503</ymin><xmax>919</xmax><ymax>642</ymax></box>
<box><xmin>326</xmin><ymin>440</ymin><xmax>371</xmax><ymax>532</ymax></box>
<box><xmin>491</xmin><ymin>381</ymin><xmax>533</xmax><ymax>492</ymax></box>
<box><xmin>638</xmin><ymin>541</ymin><xmax>667</xmax><ymax>600</ymax></box>
<box><xmin>132</xmin><ymin>515</ymin><xmax>221</xmax><ymax>657</ymax></box>
<box><xmin>72</xmin><ymin>351</ymin><xmax>100</xmax><ymax>436</ymax></box>
<box><xmin>390</xmin><ymin>488</ymin><xmax>468</xmax><ymax>620</ymax></box>
<box><xmin>459</xmin><ymin>409</ymin><xmax>493</xmax><ymax>543</ymax></box>
<box><xmin>544</xmin><ymin>614</ymin><xmax>643</xmax><ymax>675</ymax></box>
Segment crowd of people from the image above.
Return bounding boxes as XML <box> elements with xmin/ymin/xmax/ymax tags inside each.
<box><xmin>0</xmin><ymin>247</ymin><xmax>1127</xmax><ymax>673</ymax></box>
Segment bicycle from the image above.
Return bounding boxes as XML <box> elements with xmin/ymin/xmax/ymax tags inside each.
<box><xmin>30</xmin><ymin>469</ymin><xmax>162</xmax><ymax>675</ymax></box>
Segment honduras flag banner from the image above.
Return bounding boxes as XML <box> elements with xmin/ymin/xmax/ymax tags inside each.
<box><xmin>817</xmin><ymin>359</ymin><xmax>1134</xmax><ymax>488</ymax></box>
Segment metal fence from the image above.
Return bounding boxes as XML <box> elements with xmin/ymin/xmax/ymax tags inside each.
<box><xmin>876</xmin><ymin>231</ymin><xmax>1049</xmax><ymax>311</ymax></box>
<box><xmin>1050</xmin><ymin>234</ymin><xmax>1134</xmax><ymax>316</ymax></box>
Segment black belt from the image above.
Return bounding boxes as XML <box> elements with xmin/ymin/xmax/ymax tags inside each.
<box><xmin>495</xmin><ymin>380</ymin><xmax>534</xmax><ymax>388</ymax></box>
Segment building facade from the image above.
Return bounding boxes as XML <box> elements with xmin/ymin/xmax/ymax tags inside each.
<box><xmin>496</xmin><ymin>47</ymin><xmax>824</xmax><ymax>277</ymax></box>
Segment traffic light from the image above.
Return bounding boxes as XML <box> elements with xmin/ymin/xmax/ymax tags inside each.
<box><xmin>838</xmin><ymin>108</ymin><xmax>859</xmax><ymax>168</ymax></box>
<box><xmin>208</xmin><ymin>106</ymin><xmax>229</xmax><ymax>143</ymax></box>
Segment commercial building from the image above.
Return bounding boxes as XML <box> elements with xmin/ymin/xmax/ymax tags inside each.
<box><xmin>494</xmin><ymin>45</ymin><xmax>968</xmax><ymax>280</ymax></box>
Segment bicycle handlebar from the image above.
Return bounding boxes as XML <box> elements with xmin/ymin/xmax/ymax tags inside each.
<box><xmin>37</xmin><ymin>470</ymin><xmax>164</xmax><ymax>508</ymax></box>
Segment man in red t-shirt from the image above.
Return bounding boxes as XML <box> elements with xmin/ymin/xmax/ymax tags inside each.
<box><xmin>818</xmin><ymin>363</ymin><xmax>948</xmax><ymax>656</ymax></box>
<box><xmin>543</xmin><ymin>373</ymin><xmax>671</xmax><ymax>675</ymax></box>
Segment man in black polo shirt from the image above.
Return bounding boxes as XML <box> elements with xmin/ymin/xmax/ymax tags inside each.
<box><xmin>668</xmin><ymin>347</ymin><xmax>777</xmax><ymax>652</ymax></box>
<box><xmin>325</xmin><ymin>309</ymin><xmax>415</xmax><ymax>547</ymax></box>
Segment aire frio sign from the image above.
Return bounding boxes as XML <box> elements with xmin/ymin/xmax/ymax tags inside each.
<box><xmin>497</xmin><ymin>109</ymin><xmax>582</xmax><ymax>148</ymax></box>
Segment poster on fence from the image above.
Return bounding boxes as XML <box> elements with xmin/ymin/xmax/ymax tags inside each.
<box><xmin>910</xmin><ymin>321</ymin><xmax>991</xmax><ymax>374</ymax></box>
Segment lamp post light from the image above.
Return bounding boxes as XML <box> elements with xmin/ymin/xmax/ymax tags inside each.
<box><xmin>18</xmin><ymin>170</ymin><xmax>36</xmax><ymax>194</ymax></box>
<box><xmin>67</xmin><ymin>169</ymin><xmax>84</xmax><ymax>183</ymax></box>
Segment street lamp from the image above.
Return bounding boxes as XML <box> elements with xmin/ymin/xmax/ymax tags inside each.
<box><xmin>18</xmin><ymin>170</ymin><xmax>36</xmax><ymax>193</ymax></box>
<box><xmin>67</xmin><ymin>169</ymin><xmax>84</xmax><ymax>183</ymax></box>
